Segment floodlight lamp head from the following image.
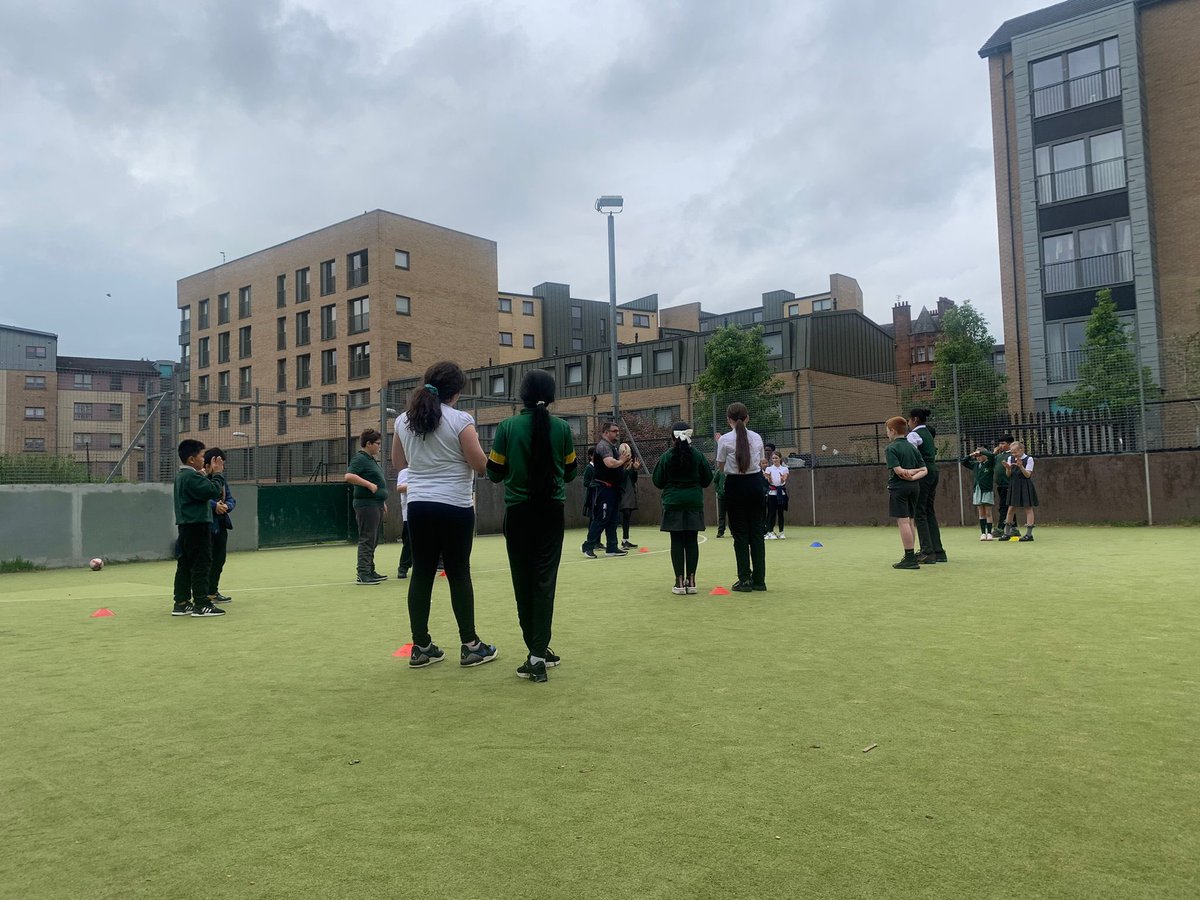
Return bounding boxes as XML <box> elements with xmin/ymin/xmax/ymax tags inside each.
<box><xmin>595</xmin><ymin>195</ymin><xmax>624</xmax><ymax>213</ymax></box>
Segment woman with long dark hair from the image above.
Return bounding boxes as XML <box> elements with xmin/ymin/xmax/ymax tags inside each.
<box><xmin>715</xmin><ymin>402</ymin><xmax>768</xmax><ymax>592</ymax></box>
<box><xmin>652</xmin><ymin>421</ymin><xmax>713</xmax><ymax>595</ymax></box>
<box><xmin>486</xmin><ymin>370</ymin><xmax>578</xmax><ymax>683</ymax></box>
<box><xmin>392</xmin><ymin>361</ymin><xmax>497</xmax><ymax>670</ymax></box>
<box><xmin>907</xmin><ymin>407</ymin><xmax>945</xmax><ymax>564</ymax></box>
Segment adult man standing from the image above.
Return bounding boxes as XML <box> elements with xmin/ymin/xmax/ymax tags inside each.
<box><xmin>581</xmin><ymin>421</ymin><xmax>631</xmax><ymax>558</ymax></box>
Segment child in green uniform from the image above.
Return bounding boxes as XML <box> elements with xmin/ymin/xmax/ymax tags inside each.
<box><xmin>961</xmin><ymin>447</ymin><xmax>996</xmax><ymax>540</ymax></box>
<box><xmin>344</xmin><ymin>428</ymin><xmax>389</xmax><ymax>585</ymax></box>
<box><xmin>885</xmin><ymin>416</ymin><xmax>928</xmax><ymax>570</ymax></box>
<box><xmin>486</xmin><ymin>370</ymin><xmax>578</xmax><ymax>683</ymax></box>
<box><xmin>172</xmin><ymin>439</ymin><xmax>225</xmax><ymax>617</ymax></box>
<box><xmin>652</xmin><ymin>421</ymin><xmax>714</xmax><ymax>595</ymax></box>
<box><xmin>991</xmin><ymin>434</ymin><xmax>1014</xmax><ymax>537</ymax></box>
<box><xmin>907</xmin><ymin>407</ymin><xmax>945</xmax><ymax>564</ymax></box>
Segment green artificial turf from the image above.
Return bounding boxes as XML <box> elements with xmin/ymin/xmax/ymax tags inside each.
<box><xmin>1</xmin><ymin>526</ymin><xmax>1197</xmax><ymax>899</ymax></box>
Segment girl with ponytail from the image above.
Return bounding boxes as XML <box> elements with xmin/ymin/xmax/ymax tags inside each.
<box><xmin>486</xmin><ymin>369</ymin><xmax>578</xmax><ymax>683</ymax></box>
<box><xmin>652</xmin><ymin>421</ymin><xmax>713</xmax><ymax>595</ymax></box>
<box><xmin>714</xmin><ymin>402</ymin><xmax>769</xmax><ymax>592</ymax></box>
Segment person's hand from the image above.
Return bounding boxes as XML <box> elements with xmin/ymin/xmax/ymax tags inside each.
<box><xmin>370</xmin><ymin>483</ymin><xmax>378</xmax><ymax>493</ymax></box>
<box><xmin>216</xmin><ymin>501</ymin><xmax>229</xmax><ymax>515</ymax></box>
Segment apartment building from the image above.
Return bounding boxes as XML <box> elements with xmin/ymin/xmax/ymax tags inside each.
<box><xmin>658</xmin><ymin>274</ymin><xmax>864</xmax><ymax>335</ymax></box>
<box><xmin>980</xmin><ymin>0</ymin><xmax>1200</xmax><ymax>411</ymax></box>
<box><xmin>1</xmin><ymin>324</ymin><xmax>58</xmax><ymax>458</ymax></box>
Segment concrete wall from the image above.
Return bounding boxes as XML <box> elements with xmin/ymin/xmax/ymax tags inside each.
<box><xmin>0</xmin><ymin>483</ymin><xmax>259</xmax><ymax>568</ymax></box>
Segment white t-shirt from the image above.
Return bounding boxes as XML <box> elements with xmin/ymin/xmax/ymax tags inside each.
<box><xmin>765</xmin><ymin>464</ymin><xmax>788</xmax><ymax>489</ymax></box>
<box><xmin>1008</xmin><ymin>454</ymin><xmax>1034</xmax><ymax>474</ymax></box>
<box><xmin>715</xmin><ymin>428</ymin><xmax>765</xmax><ymax>474</ymax></box>
<box><xmin>395</xmin><ymin>404</ymin><xmax>476</xmax><ymax>508</ymax></box>
<box><xmin>395</xmin><ymin>468</ymin><xmax>409</xmax><ymax>521</ymax></box>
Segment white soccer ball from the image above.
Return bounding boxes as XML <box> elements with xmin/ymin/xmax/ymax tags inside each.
<box><xmin>89</xmin><ymin>558</ymin><xmax>104</xmax><ymax>571</ymax></box>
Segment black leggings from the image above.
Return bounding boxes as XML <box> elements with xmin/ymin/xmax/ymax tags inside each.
<box><xmin>406</xmin><ymin>501</ymin><xmax>478</xmax><ymax>647</ymax></box>
<box><xmin>766</xmin><ymin>497</ymin><xmax>786</xmax><ymax>532</ymax></box>
<box><xmin>621</xmin><ymin>509</ymin><xmax>634</xmax><ymax>540</ymax></box>
<box><xmin>669</xmin><ymin>531</ymin><xmax>699</xmax><ymax>579</ymax></box>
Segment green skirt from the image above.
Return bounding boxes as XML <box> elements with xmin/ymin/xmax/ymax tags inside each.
<box><xmin>661</xmin><ymin>508</ymin><xmax>706</xmax><ymax>532</ymax></box>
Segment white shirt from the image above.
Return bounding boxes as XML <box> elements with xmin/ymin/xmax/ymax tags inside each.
<box><xmin>765</xmin><ymin>464</ymin><xmax>788</xmax><ymax>488</ymax></box>
<box><xmin>395</xmin><ymin>404</ymin><xmax>476</xmax><ymax>507</ymax></box>
<box><xmin>1008</xmin><ymin>454</ymin><xmax>1034</xmax><ymax>474</ymax></box>
<box><xmin>715</xmin><ymin>428</ymin><xmax>765</xmax><ymax>474</ymax></box>
<box><xmin>395</xmin><ymin>468</ymin><xmax>409</xmax><ymax>521</ymax></box>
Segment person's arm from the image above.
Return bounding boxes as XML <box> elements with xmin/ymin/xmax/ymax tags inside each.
<box><xmin>907</xmin><ymin>431</ymin><xmax>922</xmax><ymax>448</ymax></box>
<box><xmin>562</xmin><ymin>427</ymin><xmax>578</xmax><ymax>483</ymax></box>
<box><xmin>602</xmin><ymin>452</ymin><xmax>627</xmax><ymax>469</ymax></box>
<box><xmin>651</xmin><ymin>453</ymin><xmax>669</xmax><ymax>490</ymax></box>
<box><xmin>344</xmin><ymin>472</ymin><xmax>378</xmax><ymax>492</ymax></box>
<box><xmin>714</xmin><ymin>436</ymin><xmax>728</xmax><ymax>467</ymax></box>
<box><xmin>459</xmin><ymin>423</ymin><xmax>487</xmax><ymax>475</ymax></box>
<box><xmin>391</xmin><ymin>433</ymin><xmax>407</xmax><ymax>474</ymax></box>
<box><xmin>1021</xmin><ymin>456</ymin><xmax>1035</xmax><ymax>478</ymax></box>
<box><xmin>911</xmin><ymin>465</ymin><xmax>928</xmax><ymax>481</ymax></box>
<box><xmin>778</xmin><ymin>467</ymin><xmax>788</xmax><ymax>485</ymax></box>
<box><xmin>698</xmin><ymin>452</ymin><xmax>714</xmax><ymax>489</ymax></box>
<box><xmin>485</xmin><ymin>422</ymin><xmax>508</xmax><ymax>483</ymax></box>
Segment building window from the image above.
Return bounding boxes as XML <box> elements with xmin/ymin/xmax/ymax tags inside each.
<box><xmin>196</xmin><ymin>376</ymin><xmax>209</xmax><ymax>401</ymax></box>
<box><xmin>349</xmin><ymin>388</ymin><xmax>371</xmax><ymax>408</ymax></box>
<box><xmin>349</xmin><ymin>342</ymin><xmax>370</xmax><ymax>379</ymax></box>
<box><xmin>787</xmin><ymin>304</ymin><xmax>799</xmax><ymax>317</ymax></box>
<box><xmin>396</xmin><ymin>341</ymin><xmax>412</xmax><ymax>361</ymax></box>
<box><xmin>322</xmin><ymin>349</ymin><xmax>337</xmax><ymax>384</ymax></box>
<box><xmin>617</xmin><ymin>355</ymin><xmax>643</xmax><ymax>378</ymax></box>
<box><xmin>616</xmin><ymin>311</ymin><xmax>625</xmax><ymax>325</ymax></box>
<box><xmin>523</xmin><ymin>334</ymin><xmax>535</xmax><ymax>349</ymax></box>
<box><xmin>239</xmin><ymin>406</ymin><xmax>252</xmax><ymax>424</ymax></box>
<box><xmin>1031</xmin><ymin>38</ymin><xmax>1121</xmax><ymax>118</ymax></box>
<box><xmin>73</xmin><ymin>433</ymin><xmax>94</xmax><ymax>450</ymax></box>
<box><xmin>198</xmin><ymin>298</ymin><xmax>210</xmax><ymax>329</ymax></box>
<box><xmin>277</xmin><ymin>359</ymin><xmax>287</xmax><ymax>392</ymax></box>
<box><xmin>522</xmin><ymin>300</ymin><xmax>535</xmax><ymax>316</ymax></box>
<box><xmin>197</xmin><ymin>337</ymin><xmax>210</xmax><ymax>369</ymax></box>
<box><xmin>277</xmin><ymin>317</ymin><xmax>287</xmax><ymax>351</ymax></box>
<box><xmin>277</xmin><ymin>402</ymin><xmax>286</xmax><ymax>435</ymax></box>
<box><xmin>599</xmin><ymin>317</ymin><xmax>606</xmax><ymax>339</ymax></box>
<box><xmin>296</xmin><ymin>311</ymin><xmax>311</xmax><ymax>346</ymax></box>
<box><xmin>321</xmin><ymin>393</ymin><xmax>337</xmax><ymax>414</ymax></box>
<box><xmin>490</xmin><ymin>374</ymin><xmax>506</xmax><ymax>395</ymax></box>
<box><xmin>396</xmin><ymin>295</ymin><xmax>411</xmax><ymax>316</ymax></box>
<box><xmin>296</xmin><ymin>354</ymin><xmax>312</xmax><ymax>389</ymax></box>
<box><xmin>571</xmin><ymin>338</ymin><xmax>583</xmax><ymax>351</ymax></box>
<box><xmin>294</xmin><ymin>396</ymin><xmax>311</xmax><ymax>418</ymax></box>
<box><xmin>928</xmin><ymin>346</ymin><xmax>936</xmax><ymax>362</ymax></box>
<box><xmin>321</xmin><ymin>304</ymin><xmax>336</xmax><ymax>341</ymax></box>
<box><xmin>320</xmin><ymin>259</ymin><xmax>336</xmax><ymax>295</ymax></box>
<box><xmin>571</xmin><ymin>305</ymin><xmax>582</xmax><ymax>322</ymax></box>
<box><xmin>180</xmin><ymin>306</ymin><xmax>191</xmax><ymax>331</ymax></box>
<box><xmin>566</xmin><ymin>363</ymin><xmax>582</xmax><ymax>385</ymax></box>
<box><xmin>218</xmin><ymin>293</ymin><xmax>230</xmax><ymax>324</ymax></box>
<box><xmin>763</xmin><ymin>333</ymin><xmax>783</xmax><ymax>357</ymax></box>
<box><xmin>25</xmin><ymin>375</ymin><xmax>46</xmax><ymax>389</ymax></box>
<box><xmin>199</xmin><ymin>412</ymin><xmax>211</xmax><ymax>431</ymax></box>
<box><xmin>812</xmin><ymin>298</ymin><xmax>833</xmax><ymax>312</ymax></box>
<box><xmin>238</xmin><ymin>325</ymin><xmax>252</xmax><ymax>359</ymax></box>
<box><xmin>498</xmin><ymin>297</ymin><xmax>512</xmax><ymax>313</ymax></box>
<box><xmin>218</xmin><ymin>409</ymin><xmax>230</xmax><ymax>428</ymax></box>
<box><xmin>499</xmin><ymin>332</ymin><xmax>513</xmax><ymax>346</ymax></box>
<box><xmin>1035</xmin><ymin>130</ymin><xmax>1125</xmax><ymax>204</ymax></box>
<box><xmin>348</xmin><ymin>297</ymin><xmax>370</xmax><ymax>334</ymax></box>
<box><xmin>395</xmin><ymin>249</ymin><xmax>409</xmax><ymax>270</ymax></box>
<box><xmin>296</xmin><ymin>268</ymin><xmax>310</xmax><ymax>303</ymax></box>
<box><xmin>277</xmin><ymin>274</ymin><xmax>287</xmax><ymax>308</ymax></box>
<box><xmin>1042</xmin><ymin>220</ymin><xmax>1132</xmax><ymax>294</ymax></box>
<box><xmin>917</xmin><ymin>347</ymin><xmax>926</xmax><ymax>363</ymax></box>
<box><xmin>106</xmin><ymin>403</ymin><xmax>122</xmax><ymax>420</ymax></box>
<box><xmin>217</xmin><ymin>331</ymin><xmax>230</xmax><ymax>364</ymax></box>
<box><xmin>238</xmin><ymin>286</ymin><xmax>252</xmax><ymax>319</ymax></box>
<box><xmin>752</xmin><ymin>310</ymin><xmax>764</xmax><ymax>323</ymax></box>
<box><xmin>239</xmin><ymin>366</ymin><xmax>252</xmax><ymax>399</ymax></box>
<box><xmin>633</xmin><ymin>314</ymin><xmax>650</xmax><ymax>328</ymax></box>
<box><xmin>25</xmin><ymin>406</ymin><xmax>46</xmax><ymax>419</ymax></box>
<box><xmin>218</xmin><ymin>371</ymin><xmax>230</xmax><ymax>402</ymax></box>
<box><xmin>347</xmin><ymin>249</ymin><xmax>369</xmax><ymax>288</ymax></box>
<box><xmin>109</xmin><ymin>375</ymin><xmax>123</xmax><ymax>391</ymax></box>
<box><xmin>24</xmin><ymin>437</ymin><xmax>46</xmax><ymax>452</ymax></box>
<box><xmin>73</xmin><ymin>373</ymin><xmax>93</xmax><ymax>389</ymax></box>
<box><xmin>653</xmin><ymin>349</ymin><xmax>674</xmax><ymax>373</ymax></box>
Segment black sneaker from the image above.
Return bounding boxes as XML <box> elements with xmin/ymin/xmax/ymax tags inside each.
<box><xmin>998</xmin><ymin>532</ymin><xmax>1015</xmax><ymax>542</ymax></box>
<box><xmin>410</xmin><ymin>643</ymin><xmax>445</xmax><ymax>668</ymax></box>
<box><xmin>356</xmin><ymin>573</ymin><xmax>384</xmax><ymax>585</ymax></box>
<box><xmin>916</xmin><ymin>553</ymin><xmax>937</xmax><ymax>564</ymax></box>
<box><xmin>210</xmin><ymin>593</ymin><xmax>232</xmax><ymax>603</ymax></box>
<box><xmin>583</xmin><ymin>548</ymin><xmax>598</xmax><ymax>559</ymax></box>
<box><xmin>730</xmin><ymin>580</ymin><xmax>754</xmax><ymax>593</ymax></box>
<box><xmin>369</xmin><ymin>571</ymin><xmax>389</xmax><ymax>581</ymax></box>
<box><xmin>191</xmin><ymin>604</ymin><xmax>226</xmax><ymax>618</ymax></box>
<box><xmin>893</xmin><ymin>556</ymin><xmax>920</xmax><ymax>570</ymax></box>
<box><xmin>517</xmin><ymin>657</ymin><xmax>548</xmax><ymax>682</ymax></box>
<box><xmin>1019</xmin><ymin>533</ymin><xmax>1034</xmax><ymax>542</ymax></box>
<box><xmin>543</xmin><ymin>648</ymin><xmax>561</xmax><ymax>668</ymax></box>
<box><xmin>461</xmin><ymin>641</ymin><xmax>498</xmax><ymax>667</ymax></box>
<box><xmin>171</xmin><ymin>602</ymin><xmax>193</xmax><ymax>616</ymax></box>
<box><xmin>621</xmin><ymin>540</ymin><xmax>638</xmax><ymax>549</ymax></box>
<box><xmin>396</xmin><ymin>568</ymin><xmax>408</xmax><ymax>579</ymax></box>
<box><xmin>934</xmin><ymin>551</ymin><xmax>948</xmax><ymax>563</ymax></box>
<box><xmin>752</xmin><ymin>583</ymin><xmax>767</xmax><ymax>592</ymax></box>
<box><xmin>716</xmin><ymin>531</ymin><xmax>725</xmax><ymax>538</ymax></box>
<box><xmin>604</xmin><ymin>548</ymin><xmax>628</xmax><ymax>557</ymax></box>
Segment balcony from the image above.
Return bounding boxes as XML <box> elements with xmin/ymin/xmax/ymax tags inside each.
<box><xmin>1047</xmin><ymin>349</ymin><xmax>1085</xmax><ymax>384</ymax></box>
<box><xmin>348</xmin><ymin>266</ymin><xmax>369</xmax><ymax>289</ymax></box>
<box><xmin>1033</xmin><ymin>66</ymin><xmax>1121</xmax><ymax>118</ymax></box>
<box><xmin>1042</xmin><ymin>249</ymin><xmax>1133</xmax><ymax>295</ymax></box>
<box><xmin>1036</xmin><ymin>158</ymin><xmax>1126</xmax><ymax>204</ymax></box>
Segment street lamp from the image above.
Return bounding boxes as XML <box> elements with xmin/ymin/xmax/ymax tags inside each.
<box><xmin>595</xmin><ymin>195</ymin><xmax>624</xmax><ymax>420</ymax></box>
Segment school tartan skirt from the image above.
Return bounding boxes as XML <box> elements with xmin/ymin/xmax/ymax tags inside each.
<box><xmin>1009</xmin><ymin>476</ymin><xmax>1038</xmax><ymax>507</ymax></box>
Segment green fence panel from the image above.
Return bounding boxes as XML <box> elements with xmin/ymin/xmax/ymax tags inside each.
<box><xmin>257</xmin><ymin>484</ymin><xmax>354</xmax><ymax>547</ymax></box>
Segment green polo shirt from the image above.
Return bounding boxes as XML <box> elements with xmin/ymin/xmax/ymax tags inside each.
<box><xmin>486</xmin><ymin>408</ymin><xmax>578</xmax><ymax>504</ymax></box>
<box><xmin>885</xmin><ymin>438</ymin><xmax>924</xmax><ymax>489</ymax></box>
<box><xmin>911</xmin><ymin>424</ymin><xmax>937</xmax><ymax>472</ymax></box>
<box><xmin>994</xmin><ymin>448</ymin><xmax>1011</xmax><ymax>488</ymax></box>
<box><xmin>347</xmin><ymin>450</ymin><xmax>388</xmax><ymax>508</ymax></box>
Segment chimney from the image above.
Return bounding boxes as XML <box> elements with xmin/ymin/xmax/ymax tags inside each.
<box><xmin>936</xmin><ymin>296</ymin><xmax>955</xmax><ymax>317</ymax></box>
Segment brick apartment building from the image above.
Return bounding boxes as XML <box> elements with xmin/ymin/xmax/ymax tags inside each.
<box><xmin>980</xmin><ymin>0</ymin><xmax>1200</xmax><ymax>412</ymax></box>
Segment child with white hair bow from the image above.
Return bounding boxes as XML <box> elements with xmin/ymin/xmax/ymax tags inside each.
<box><xmin>652</xmin><ymin>422</ymin><xmax>714</xmax><ymax>595</ymax></box>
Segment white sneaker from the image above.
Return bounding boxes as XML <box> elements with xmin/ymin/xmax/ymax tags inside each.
<box><xmin>979</xmin><ymin>533</ymin><xmax>988</xmax><ymax>542</ymax></box>
<box><xmin>765</xmin><ymin>532</ymin><xmax>777</xmax><ymax>540</ymax></box>
<box><xmin>671</xmin><ymin>584</ymin><xmax>687</xmax><ymax>595</ymax></box>
<box><xmin>985</xmin><ymin>533</ymin><xmax>995</xmax><ymax>541</ymax></box>
<box><xmin>777</xmin><ymin>532</ymin><xmax>786</xmax><ymax>540</ymax></box>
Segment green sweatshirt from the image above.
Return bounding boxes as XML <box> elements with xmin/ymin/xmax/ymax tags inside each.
<box><xmin>652</xmin><ymin>446</ymin><xmax>714</xmax><ymax>510</ymax></box>
<box><xmin>961</xmin><ymin>450</ymin><xmax>995</xmax><ymax>491</ymax></box>
<box><xmin>347</xmin><ymin>450</ymin><xmax>388</xmax><ymax>508</ymax></box>
<box><xmin>485</xmin><ymin>408</ymin><xmax>578</xmax><ymax>504</ymax></box>
<box><xmin>174</xmin><ymin>465</ymin><xmax>222</xmax><ymax>525</ymax></box>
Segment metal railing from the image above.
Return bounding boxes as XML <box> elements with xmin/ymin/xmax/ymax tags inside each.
<box><xmin>1047</xmin><ymin>349</ymin><xmax>1085</xmax><ymax>384</ymax></box>
<box><xmin>1036</xmin><ymin>157</ymin><xmax>1126</xmax><ymax>204</ymax></box>
<box><xmin>1042</xmin><ymin>249</ymin><xmax>1133</xmax><ymax>295</ymax></box>
<box><xmin>1033</xmin><ymin>66</ymin><xmax>1121</xmax><ymax>117</ymax></box>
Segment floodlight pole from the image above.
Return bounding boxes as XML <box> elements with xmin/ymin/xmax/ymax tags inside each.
<box><xmin>596</xmin><ymin>196</ymin><xmax>623</xmax><ymax>420</ymax></box>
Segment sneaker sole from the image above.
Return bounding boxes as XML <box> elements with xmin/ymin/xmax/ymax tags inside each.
<box><xmin>171</xmin><ymin>610</ymin><xmax>192</xmax><ymax>616</ymax></box>
<box><xmin>461</xmin><ymin>650</ymin><xmax>499</xmax><ymax>668</ymax></box>
<box><xmin>191</xmin><ymin>611</ymin><xmax>226</xmax><ymax>617</ymax></box>
<box><xmin>356</xmin><ymin>580</ymin><xmax>383</xmax><ymax>586</ymax></box>
<box><xmin>409</xmin><ymin>655</ymin><xmax>446</xmax><ymax>669</ymax></box>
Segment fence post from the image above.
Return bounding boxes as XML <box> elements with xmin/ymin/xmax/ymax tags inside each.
<box><xmin>952</xmin><ymin>363</ymin><xmax>964</xmax><ymax>526</ymax></box>
<box><xmin>344</xmin><ymin>394</ymin><xmax>353</xmax><ymax>467</ymax></box>
<box><xmin>253</xmin><ymin>388</ymin><xmax>261</xmax><ymax>484</ymax></box>
<box><xmin>379</xmin><ymin>390</ymin><xmax>389</xmax><ymax>476</ymax></box>
<box><xmin>806</xmin><ymin>377</ymin><xmax>816</xmax><ymax>527</ymax></box>
<box><xmin>1137</xmin><ymin>342</ymin><xmax>1153</xmax><ymax>525</ymax></box>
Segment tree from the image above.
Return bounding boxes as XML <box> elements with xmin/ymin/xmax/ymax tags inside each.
<box><xmin>0</xmin><ymin>454</ymin><xmax>93</xmax><ymax>485</ymax></box>
<box><xmin>930</xmin><ymin>302</ymin><xmax>1008</xmax><ymax>432</ymax></box>
<box><xmin>1055</xmin><ymin>289</ymin><xmax>1159</xmax><ymax>415</ymax></box>
<box><xmin>694</xmin><ymin>325</ymin><xmax>785</xmax><ymax>439</ymax></box>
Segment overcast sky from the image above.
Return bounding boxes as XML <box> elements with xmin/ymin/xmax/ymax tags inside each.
<box><xmin>0</xmin><ymin>0</ymin><xmax>1040</xmax><ymax>361</ymax></box>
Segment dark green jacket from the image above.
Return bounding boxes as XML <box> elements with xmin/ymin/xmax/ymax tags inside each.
<box><xmin>175</xmin><ymin>465</ymin><xmax>222</xmax><ymax>526</ymax></box>
<box><xmin>961</xmin><ymin>451</ymin><xmax>995</xmax><ymax>491</ymax></box>
<box><xmin>885</xmin><ymin>438</ymin><xmax>924</xmax><ymax>489</ymax></box>
<box><xmin>910</xmin><ymin>425</ymin><xmax>937</xmax><ymax>471</ymax></box>
<box><xmin>347</xmin><ymin>450</ymin><xmax>388</xmax><ymax>508</ymax></box>
<box><xmin>652</xmin><ymin>446</ymin><xmax>714</xmax><ymax>510</ymax></box>
<box><xmin>485</xmin><ymin>408</ymin><xmax>578</xmax><ymax>504</ymax></box>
